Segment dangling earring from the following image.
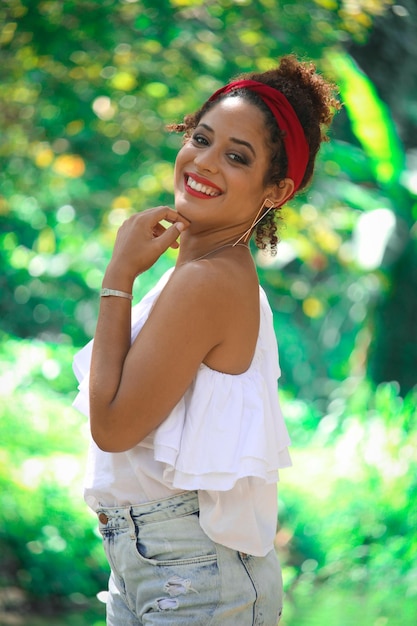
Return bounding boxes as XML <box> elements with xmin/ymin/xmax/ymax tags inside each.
<box><xmin>233</xmin><ymin>198</ymin><xmax>275</xmax><ymax>247</ymax></box>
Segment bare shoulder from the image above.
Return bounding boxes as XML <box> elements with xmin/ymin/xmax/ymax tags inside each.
<box><xmin>160</xmin><ymin>252</ymin><xmax>258</xmax><ymax>319</ymax></box>
<box><xmin>149</xmin><ymin>259</ymin><xmax>232</xmax><ymax>341</ymax></box>
<box><xmin>154</xmin><ymin>252</ymin><xmax>260</xmax><ymax>373</ymax></box>
<box><xmin>166</xmin><ymin>257</ymin><xmax>241</xmax><ymax>300</ymax></box>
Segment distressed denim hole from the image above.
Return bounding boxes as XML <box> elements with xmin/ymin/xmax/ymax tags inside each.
<box><xmin>156</xmin><ymin>597</ymin><xmax>179</xmax><ymax>610</ymax></box>
<box><xmin>164</xmin><ymin>574</ymin><xmax>198</xmax><ymax>597</ymax></box>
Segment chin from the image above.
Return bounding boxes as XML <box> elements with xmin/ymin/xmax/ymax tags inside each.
<box><xmin>174</xmin><ymin>196</ymin><xmax>193</xmax><ymax>219</ymax></box>
<box><xmin>176</xmin><ymin>211</ymin><xmax>191</xmax><ymax>224</ymax></box>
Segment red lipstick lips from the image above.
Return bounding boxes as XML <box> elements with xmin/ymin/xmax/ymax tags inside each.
<box><xmin>184</xmin><ymin>172</ymin><xmax>222</xmax><ymax>199</ymax></box>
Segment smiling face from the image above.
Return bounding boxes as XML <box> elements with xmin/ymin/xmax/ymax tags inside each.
<box><xmin>174</xmin><ymin>96</ymin><xmax>278</xmax><ymax>238</ymax></box>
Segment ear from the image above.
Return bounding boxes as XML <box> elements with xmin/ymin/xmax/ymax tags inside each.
<box><xmin>267</xmin><ymin>178</ymin><xmax>295</xmax><ymax>207</ymax></box>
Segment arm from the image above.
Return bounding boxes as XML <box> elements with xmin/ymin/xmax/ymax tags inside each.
<box><xmin>89</xmin><ymin>208</ymin><xmax>226</xmax><ymax>452</ymax></box>
<box><xmin>89</xmin><ymin>206</ymin><xmax>185</xmax><ymax>450</ymax></box>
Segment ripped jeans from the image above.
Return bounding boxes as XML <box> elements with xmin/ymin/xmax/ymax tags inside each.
<box><xmin>97</xmin><ymin>491</ymin><xmax>283</xmax><ymax>626</ymax></box>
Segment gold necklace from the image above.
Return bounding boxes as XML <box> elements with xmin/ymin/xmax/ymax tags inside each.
<box><xmin>191</xmin><ymin>243</ymin><xmax>249</xmax><ymax>263</ymax></box>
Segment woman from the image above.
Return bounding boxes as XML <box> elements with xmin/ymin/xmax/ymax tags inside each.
<box><xmin>73</xmin><ymin>55</ymin><xmax>339</xmax><ymax>625</ymax></box>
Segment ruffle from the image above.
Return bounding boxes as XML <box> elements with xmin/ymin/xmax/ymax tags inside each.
<box><xmin>73</xmin><ymin>269</ymin><xmax>291</xmax><ymax>494</ymax></box>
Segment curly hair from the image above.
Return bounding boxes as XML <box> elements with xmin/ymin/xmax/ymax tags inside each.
<box><xmin>168</xmin><ymin>55</ymin><xmax>340</xmax><ymax>253</ymax></box>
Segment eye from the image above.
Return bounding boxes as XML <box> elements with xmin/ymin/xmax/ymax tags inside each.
<box><xmin>191</xmin><ymin>133</ymin><xmax>209</xmax><ymax>146</ymax></box>
<box><xmin>228</xmin><ymin>152</ymin><xmax>248</xmax><ymax>165</ymax></box>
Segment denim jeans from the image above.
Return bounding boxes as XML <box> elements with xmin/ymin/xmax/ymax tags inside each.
<box><xmin>97</xmin><ymin>490</ymin><xmax>283</xmax><ymax>625</ymax></box>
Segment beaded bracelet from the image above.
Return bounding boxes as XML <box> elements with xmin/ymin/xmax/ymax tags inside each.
<box><xmin>100</xmin><ymin>288</ymin><xmax>133</xmax><ymax>301</ymax></box>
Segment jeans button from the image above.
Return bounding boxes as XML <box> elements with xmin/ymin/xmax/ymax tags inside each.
<box><xmin>98</xmin><ymin>513</ymin><xmax>109</xmax><ymax>524</ymax></box>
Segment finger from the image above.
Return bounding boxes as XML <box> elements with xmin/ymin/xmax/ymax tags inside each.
<box><xmin>148</xmin><ymin>206</ymin><xmax>179</xmax><ymax>225</ymax></box>
<box><xmin>152</xmin><ymin>221</ymin><xmax>186</xmax><ymax>254</ymax></box>
<box><xmin>151</xmin><ymin>208</ymin><xmax>190</xmax><ymax>232</ymax></box>
<box><xmin>152</xmin><ymin>216</ymin><xmax>189</xmax><ymax>239</ymax></box>
<box><xmin>152</xmin><ymin>223</ymin><xmax>167</xmax><ymax>238</ymax></box>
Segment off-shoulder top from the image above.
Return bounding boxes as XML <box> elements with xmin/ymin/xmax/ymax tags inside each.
<box><xmin>73</xmin><ymin>268</ymin><xmax>291</xmax><ymax>556</ymax></box>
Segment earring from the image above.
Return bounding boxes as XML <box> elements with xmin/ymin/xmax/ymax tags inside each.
<box><xmin>233</xmin><ymin>198</ymin><xmax>275</xmax><ymax>246</ymax></box>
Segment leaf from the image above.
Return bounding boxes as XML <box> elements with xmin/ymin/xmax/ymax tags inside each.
<box><xmin>325</xmin><ymin>50</ymin><xmax>405</xmax><ymax>187</ymax></box>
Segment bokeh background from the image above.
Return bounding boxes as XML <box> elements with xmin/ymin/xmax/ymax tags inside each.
<box><xmin>1</xmin><ymin>1</ymin><xmax>416</xmax><ymax>624</ymax></box>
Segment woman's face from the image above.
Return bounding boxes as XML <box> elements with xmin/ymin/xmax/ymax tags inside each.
<box><xmin>174</xmin><ymin>97</ymin><xmax>276</xmax><ymax>236</ymax></box>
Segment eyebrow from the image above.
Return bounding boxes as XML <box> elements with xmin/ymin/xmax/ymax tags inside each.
<box><xmin>198</xmin><ymin>123</ymin><xmax>256</xmax><ymax>157</ymax></box>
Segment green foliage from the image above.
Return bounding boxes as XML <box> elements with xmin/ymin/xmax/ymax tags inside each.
<box><xmin>279</xmin><ymin>379</ymin><xmax>417</xmax><ymax>594</ymax></box>
<box><xmin>2</xmin><ymin>0</ymin><xmax>416</xmax><ymax>399</ymax></box>
<box><xmin>282</xmin><ymin>584</ymin><xmax>417</xmax><ymax>626</ymax></box>
<box><xmin>1</xmin><ymin>334</ymin><xmax>416</xmax><ymax>615</ymax></box>
<box><xmin>1</xmin><ymin>0</ymin><xmax>417</xmax><ymax>617</ymax></box>
<box><xmin>0</xmin><ymin>334</ymin><xmax>108</xmax><ymax>608</ymax></box>
<box><xmin>347</xmin><ymin>0</ymin><xmax>417</xmax><ymax>153</ymax></box>
<box><xmin>326</xmin><ymin>50</ymin><xmax>405</xmax><ymax>187</ymax></box>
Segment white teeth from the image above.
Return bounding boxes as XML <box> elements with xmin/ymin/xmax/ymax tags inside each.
<box><xmin>187</xmin><ymin>176</ymin><xmax>219</xmax><ymax>196</ymax></box>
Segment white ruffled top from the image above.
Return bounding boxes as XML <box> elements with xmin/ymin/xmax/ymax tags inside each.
<box><xmin>73</xmin><ymin>268</ymin><xmax>291</xmax><ymax>557</ymax></box>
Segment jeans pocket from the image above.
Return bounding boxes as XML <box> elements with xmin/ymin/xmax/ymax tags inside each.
<box><xmin>131</xmin><ymin>511</ymin><xmax>218</xmax><ymax>566</ymax></box>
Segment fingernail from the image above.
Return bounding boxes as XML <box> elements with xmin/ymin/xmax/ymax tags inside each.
<box><xmin>175</xmin><ymin>221</ymin><xmax>185</xmax><ymax>232</ymax></box>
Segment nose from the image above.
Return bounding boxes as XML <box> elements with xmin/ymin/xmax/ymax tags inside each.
<box><xmin>193</xmin><ymin>146</ymin><xmax>219</xmax><ymax>174</ymax></box>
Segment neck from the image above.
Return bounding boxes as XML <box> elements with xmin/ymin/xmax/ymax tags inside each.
<box><xmin>176</xmin><ymin>231</ymin><xmax>249</xmax><ymax>266</ymax></box>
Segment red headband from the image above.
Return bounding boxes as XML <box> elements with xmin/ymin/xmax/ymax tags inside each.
<box><xmin>208</xmin><ymin>79</ymin><xmax>309</xmax><ymax>194</ymax></box>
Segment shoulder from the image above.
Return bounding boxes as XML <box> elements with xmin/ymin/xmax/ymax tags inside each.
<box><xmin>149</xmin><ymin>263</ymin><xmax>225</xmax><ymax>338</ymax></box>
<box><xmin>169</xmin><ymin>253</ymin><xmax>259</xmax><ymax>311</ymax></box>
<box><xmin>161</xmin><ymin>258</ymin><xmax>238</xmax><ymax>306</ymax></box>
<box><xmin>147</xmin><ymin>256</ymin><xmax>255</xmax><ymax>337</ymax></box>
<box><xmin>141</xmin><ymin>260</ymin><xmax>228</xmax><ymax>333</ymax></box>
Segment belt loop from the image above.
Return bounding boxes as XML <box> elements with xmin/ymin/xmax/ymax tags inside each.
<box><xmin>128</xmin><ymin>506</ymin><xmax>137</xmax><ymax>540</ymax></box>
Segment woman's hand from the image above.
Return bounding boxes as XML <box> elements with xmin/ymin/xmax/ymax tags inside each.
<box><xmin>104</xmin><ymin>207</ymin><xmax>189</xmax><ymax>291</ymax></box>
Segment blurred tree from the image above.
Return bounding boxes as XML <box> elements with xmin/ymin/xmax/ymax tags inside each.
<box><xmin>346</xmin><ymin>0</ymin><xmax>417</xmax><ymax>393</ymax></box>
<box><xmin>2</xmin><ymin>0</ymin><xmax>417</xmax><ymax>613</ymax></box>
<box><xmin>1</xmin><ymin>0</ymin><xmax>415</xmax><ymax>401</ymax></box>
<box><xmin>348</xmin><ymin>0</ymin><xmax>417</xmax><ymax>151</ymax></box>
